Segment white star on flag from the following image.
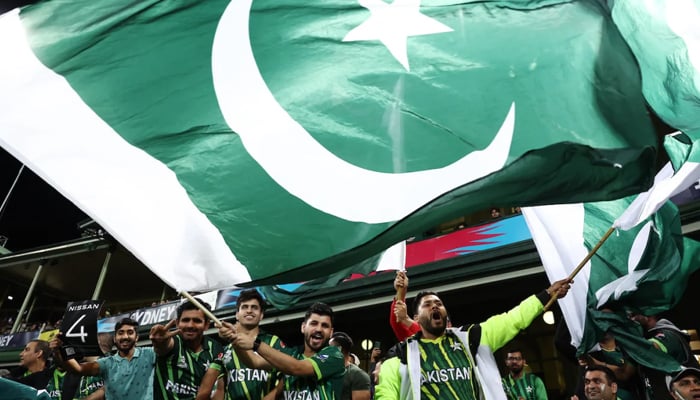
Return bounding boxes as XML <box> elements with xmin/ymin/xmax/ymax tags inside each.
<box><xmin>343</xmin><ymin>0</ymin><xmax>453</xmax><ymax>71</ymax></box>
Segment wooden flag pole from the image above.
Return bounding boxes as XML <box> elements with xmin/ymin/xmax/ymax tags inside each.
<box><xmin>180</xmin><ymin>291</ymin><xmax>222</xmax><ymax>326</ymax></box>
<box><xmin>543</xmin><ymin>226</ymin><xmax>616</xmax><ymax>311</ymax></box>
<box><xmin>395</xmin><ymin>269</ymin><xmax>407</xmax><ymax>323</ymax></box>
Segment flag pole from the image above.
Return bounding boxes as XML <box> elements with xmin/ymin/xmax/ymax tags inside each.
<box><xmin>543</xmin><ymin>226</ymin><xmax>615</xmax><ymax>311</ymax></box>
<box><xmin>180</xmin><ymin>291</ymin><xmax>222</xmax><ymax>326</ymax></box>
<box><xmin>395</xmin><ymin>268</ymin><xmax>407</xmax><ymax>322</ymax></box>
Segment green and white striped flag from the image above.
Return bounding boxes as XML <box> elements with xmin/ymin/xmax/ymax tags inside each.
<box><xmin>0</xmin><ymin>0</ymin><xmax>658</xmax><ymax>291</ymax></box>
<box><xmin>523</xmin><ymin>199</ymin><xmax>700</xmax><ymax>372</ymax></box>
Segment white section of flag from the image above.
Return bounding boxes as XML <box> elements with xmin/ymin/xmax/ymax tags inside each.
<box><xmin>0</xmin><ymin>10</ymin><xmax>249</xmax><ymax>291</ymax></box>
<box><xmin>375</xmin><ymin>241</ymin><xmax>407</xmax><ymax>272</ymax></box>
<box><xmin>522</xmin><ymin>204</ymin><xmax>590</xmax><ymax>348</ymax></box>
<box><xmin>614</xmin><ymin>161</ymin><xmax>700</xmax><ymax>230</ymax></box>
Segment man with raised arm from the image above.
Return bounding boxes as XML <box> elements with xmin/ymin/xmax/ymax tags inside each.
<box><xmin>375</xmin><ymin>279</ymin><xmax>571</xmax><ymax>400</ymax></box>
<box><xmin>150</xmin><ymin>299</ymin><xmax>224</xmax><ymax>400</ymax></box>
<box><xmin>50</xmin><ymin>317</ymin><xmax>156</xmax><ymax>400</ymax></box>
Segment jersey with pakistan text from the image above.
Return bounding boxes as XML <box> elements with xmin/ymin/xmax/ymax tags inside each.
<box><xmin>78</xmin><ymin>374</ymin><xmax>104</xmax><ymax>399</ymax></box>
<box><xmin>417</xmin><ymin>335</ymin><xmax>477</xmax><ymax>400</ymax></box>
<box><xmin>279</xmin><ymin>345</ymin><xmax>345</xmax><ymax>400</ymax></box>
<box><xmin>210</xmin><ymin>331</ymin><xmax>284</xmax><ymax>400</ymax></box>
<box><xmin>154</xmin><ymin>335</ymin><xmax>224</xmax><ymax>400</ymax></box>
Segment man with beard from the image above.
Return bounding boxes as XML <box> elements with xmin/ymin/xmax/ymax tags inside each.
<box><xmin>196</xmin><ymin>289</ymin><xmax>284</xmax><ymax>400</ymax></box>
<box><xmin>219</xmin><ymin>302</ymin><xmax>345</xmax><ymax>400</ymax></box>
<box><xmin>150</xmin><ymin>299</ymin><xmax>224</xmax><ymax>400</ymax></box>
<box><xmin>50</xmin><ymin>317</ymin><xmax>156</xmax><ymax>399</ymax></box>
<box><xmin>375</xmin><ymin>279</ymin><xmax>571</xmax><ymax>400</ymax></box>
<box><xmin>580</xmin><ymin>365</ymin><xmax>620</xmax><ymax>400</ymax></box>
<box><xmin>502</xmin><ymin>349</ymin><xmax>547</xmax><ymax>400</ymax></box>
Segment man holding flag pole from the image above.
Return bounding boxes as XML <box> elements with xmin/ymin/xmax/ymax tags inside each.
<box><xmin>522</xmin><ymin>130</ymin><xmax>700</xmax><ymax>399</ymax></box>
<box><xmin>149</xmin><ymin>299</ymin><xmax>224</xmax><ymax>400</ymax></box>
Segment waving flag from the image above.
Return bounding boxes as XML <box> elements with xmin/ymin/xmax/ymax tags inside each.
<box><xmin>0</xmin><ymin>0</ymin><xmax>657</xmax><ymax>291</ymax></box>
<box><xmin>616</xmin><ymin>133</ymin><xmax>700</xmax><ymax>230</ymax></box>
<box><xmin>610</xmin><ymin>0</ymin><xmax>700</xmax><ymax>137</ymax></box>
<box><xmin>523</xmin><ymin>199</ymin><xmax>700</xmax><ymax>372</ymax></box>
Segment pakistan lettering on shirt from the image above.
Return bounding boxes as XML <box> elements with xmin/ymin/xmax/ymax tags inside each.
<box><xmin>78</xmin><ymin>374</ymin><xmax>104</xmax><ymax>398</ymax></box>
<box><xmin>210</xmin><ymin>331</ymin><xmax>284</xmax><ymax>400</ymax></box>
<box><xmin>44</xmin><ymin>368</ymin><xmax>79</xmax><ymax>400</ymax></box>
<box><xmin>44</xmin><ymin>369</ymin><xmax>66</xmax><ymax>400</ymax></box>
<box><xmin>155</xmin><ymin>335</ymin><xmax>224</xmax><ymax>400</ymax></box>
<box><xmin>279</xmin><ymin>345</ymin><xmax>345</xmax><ymax>400</ymax></box>
<box><xmin>418</xmin><ymin>335</ymin><xmax>478</xmax><ymax>400</ymax></box>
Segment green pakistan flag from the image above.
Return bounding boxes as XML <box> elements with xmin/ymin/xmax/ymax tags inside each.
<box><xmin>524</xmin><ymin>199</ymin><xmax>700</xmax><ymax>374</ymax></box>
<box><xmin>0</xmin><ymin>0</ymin><xmax>656</xmax><ymax>290</ymax></box>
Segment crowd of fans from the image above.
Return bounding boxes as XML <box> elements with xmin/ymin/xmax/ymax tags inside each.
<box><xmin>1</xmin><ymin>268</ymin><xmax>698</xmax><ymax>400</ymax></box>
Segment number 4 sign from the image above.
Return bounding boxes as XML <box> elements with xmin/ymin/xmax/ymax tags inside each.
<box><xmin>61</xmin><ymin>300</ymin><xmax>104</xmax><ymax>358</ymax></box>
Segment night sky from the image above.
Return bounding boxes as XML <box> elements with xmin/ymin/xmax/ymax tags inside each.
<box><xmin>0</xmin><ymin>147</ymin><xmax>88</xmax><ymax>251</ymax></box>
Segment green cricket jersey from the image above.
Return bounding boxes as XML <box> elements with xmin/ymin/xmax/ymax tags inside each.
<box><xmin>376</xmin><ymin>293</ymin><xmax>549</xmax><ymax>400</ymax></box>
<box><xmin>502</xmin><ymin>372</ymin><xmax>547</xmax><ymax>400</ymax></box>
<box><xmin>278</xmin><ymin>345</ymin><xmax>345</xmax><ymax>400</ymax></box>
<box><xmin>154</xmin><ymin>335</ymin><xmax>224</xmax><ymax>400</ymax></box>
<box><xmin>210</xmin><ymin>331</ymin><xmax>284</xmax><ymax>400</ymax></box>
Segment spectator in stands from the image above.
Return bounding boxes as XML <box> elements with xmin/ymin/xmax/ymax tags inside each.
<box><xmin>51</xmin><ymin>317</ymin><xmax>156</xmax><ymax>400</ymax></box>
<box><xmin>330</xmin><ymin>331</ymin><xmax>371</xmax><ymax>400</ymax></box>
<box><xmin>491</xmin><ymin>207</ymin><xmax>502</xmax><ymax>219</ymax></box>
<box><xmin>220</xmin><ymin>302</ymin><xmax>345</xmax><ymax>399</ymax></box>
<box><xmin>666</xmin><ymin>366</ymin><xmax>700</xmax><ymax>400</ymax></box>
<box><xmin>197</xmin><ymin>289</ymin><xmax>283</xmax><ymax>400</ymax></box>
<box><xmin>8</xmin><ymin>340</ymin><xmax>51</xmax><ymax>390</ymax></box>
<box><xmin>629</xmin><ymin>313</ymin><xmax>700</xmax><ymax>400</ymax></box>
<box><xmin>150</xmin><ymin>299</ymin><xmax>224</xmax><ymax>400</ymax></box>
<box><xmin>502</xmin><ymin>348</ymin><xmax>548</xmax><ymax>400</ymax></box>
<box><xmin>579</xmin><ymin>365</ymin><xmax>619</xmax><ymax>400</ymax></box>
<box><xmin>376</xmin><ymin>279</ymin><xmax>571</xmax><ymax>399</ymax></box>
<box><xmin>369</xmin><ymin>345</ymin><xmax>381</xmax><ymax>377</ymax></box>
<box><xmin>577</xmin><ymin>332</ymin><xmax>641</xmax><ymax>400</ymax></box>
<box><xmin>629</xmin><ymin>314</ymin><xmax>699</xmax><ymax>368</ymax></box>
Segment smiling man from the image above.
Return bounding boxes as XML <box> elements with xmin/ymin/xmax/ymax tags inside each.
<box><xmin>196</xmin><ymin>289</ymin><xmax>284</xmax><ymax>400</ymax></box>
<box><xmin>50</xmin><ymin>317</ymin><xmax>156</xmax><ymax>400</ymax></box>
<box><xmin>376</xmin><ymin>279</ymin><xmax>570</xmax><ymax>400</ymax></box>
<box><xmin>150</xmin><ymin>299</ymin><xmax>224</xmax><ymax>400</ymax></box>
<box><xmin>219</xmin><ymin>302</ymin><xmax>345</xmax><ymax>400</ymax></box>
<box><xmin>583</xmin><ymin>365</ymin><xmax>619</xmax><ymax>400</ymax></box>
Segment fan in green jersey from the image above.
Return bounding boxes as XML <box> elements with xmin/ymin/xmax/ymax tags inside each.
<box><xmin>197</xmin><ymin>289</ymin><xmax>284</xmax><ymax>400</ymax></box>
<box><xmin>502</xmin><ymin>349</ymin><xmax>548</xmax><ymax>400</ymax></box>
<box><xmin>218</xmin><ymin>302</ymin><xmax>345</xmax><ymax>400</ymax></box>
<box><xmin>376</xmin><ymin>279</ymin><xmax>571</xmax><ymax>400</ymax></box>
<box><xmin>150</xmin><ymin>300</ymin><xmax>225</xmax><ymax>400</ymax></box>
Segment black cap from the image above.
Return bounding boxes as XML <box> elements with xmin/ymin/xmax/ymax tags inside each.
<box><xmin>330</xmin><ymin>331</ymin><xmax>353</xmax><ymax>353</ymax></box>
<box><xmin>666</xmin><ymin>366</ymin><xmax>700</xmax><ymax>391</ymax></box>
